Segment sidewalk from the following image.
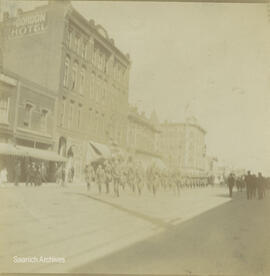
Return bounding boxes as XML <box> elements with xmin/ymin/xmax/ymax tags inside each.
<box><xmin>0</xmin><ymin>183</ymin><xmax>231</xmax><ymax>273</ymax></box>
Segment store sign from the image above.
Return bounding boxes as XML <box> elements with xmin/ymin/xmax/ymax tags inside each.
<box><xmin>7</xmin><ymin>11</ymin><xmax>48</xmax><ymax>39</ymax></box>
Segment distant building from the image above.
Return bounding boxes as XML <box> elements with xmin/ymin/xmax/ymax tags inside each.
<box><xmin>159</xmin><ymin>117</ymin><xmax>207</xmax><ymax>174</ymax></box>
<box><xmin>127</xmin><ymin>107</ymin><xmax>164</xmax><ymax>168</ymax></box>
<box><xmin>0</xmin><ymin>1</ymin><xmax>131</xmax><ymax>179</ymax></box>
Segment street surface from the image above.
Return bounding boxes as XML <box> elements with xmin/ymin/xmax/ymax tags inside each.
<box><xmin>1</xmin><ymin>184</ymin><xmax>269</xmax><ymax>275</ymax></box>
<box><xmin>0</xmin><ymin>183</ymin><xmax>229</xmax><ymax>273</ymax></box>
<box><xmin>73</xmin><ymin>191</ymin><xmax>270</xmax><ymax>276</ymax></box>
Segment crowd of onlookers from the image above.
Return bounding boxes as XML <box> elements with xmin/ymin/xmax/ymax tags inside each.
<box><xmin>226</xmin><ymin>171</ymin><xmax>269</xmax><ymax>200</ymax></box>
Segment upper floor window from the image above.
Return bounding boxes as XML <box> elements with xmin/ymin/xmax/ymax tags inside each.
<box><xmin>82</xmin><ymin>41</ymin><xmax>87</xmax><ymax>59</ymax></box>
<box><xmin>40</xmin><ymin>109</ymin><xmax>49</xmax><ymax>131</ymax></box>
<box><xmin>77</xmin><ymin>105</ymin><xmax>82</xmax><ymax>128</ymax></box>
<box><xmin>66</xmin><ymin>28</ymin><xmax>72</xmax><ymax>49</ymax></box>
<box><xmin>89</xmin><ymin>73</ymin><xmax>94</xmax><ymax>98</ymax></box>
<box><xmin>24</xmin><ymin>103</ymin><xmax>33</xmax><ymax>127</ymax></box>
<box><xmin>68</xmin><ymin>102</ymin><xmax>74</xmax><ymax>128</ymax></box>
<box><xmin>71</xmin><ymin>62</ymin><xmax>78</xmax><ymax>91</ymax></box>
<box><xmin>79</xmin><ymin>68</ymin><xmax>85</xmax><ymax>95</ymax></box>
<box><xmin>0</xmin><ymin>97</ymin><xmax>10</xmax><ymax>124</ymax></box>
<box><xmin>74</xmin><ymin>35</ymin><xmax>80</xmax><ymax>55</ymax></box>
<box><xmin>60</xmin><ymin>97</ymin><xmax>66</xmax><ymax>127</ymax></box>
<box><xmin>88</xmin><ymin>108</ymin><xmax>93</xmax><ymax>129</ymax></box>
<box><xmin>63</xmin><ymin>56</ymin><xmax>70</xmax><ymax>88</ymax></box>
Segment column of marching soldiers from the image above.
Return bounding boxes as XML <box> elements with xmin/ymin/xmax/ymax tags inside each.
<box><xmin>82</xmin><ymin>159</ymin><xmax>210</xmax><ymax>197</ymax></box>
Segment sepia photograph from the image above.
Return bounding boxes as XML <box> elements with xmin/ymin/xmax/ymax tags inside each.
<box><xmin>0</xmin><ymin>0</ymin><xmax>270</xmax><ymax>275</ymax></box>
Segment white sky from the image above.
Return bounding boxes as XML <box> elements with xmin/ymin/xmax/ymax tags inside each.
<box><xmin>3</xmin><ymin>1</ymin><xmax>270</xmax><ymax>175</ymax></box>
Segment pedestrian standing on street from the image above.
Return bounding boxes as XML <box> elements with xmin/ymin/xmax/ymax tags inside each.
<box><xmin>25</xmin><ymin>162</ymin><xmax>31</xmax><ymax>186</ymax></box>
<box><xmin>227</xmin><ymin>173</ymin><xmax>235</xmax><ymax>198</ymax></box>
<box><xmin>257</xmin><ymin>172</ymin><xmax>264</xmax><ymax>200</ymax></box>
<box><xmin>14</xmin><ymin>160</ymin><xmax>21</xmax><ymax>187</ymax></box>
<box><xmin>251</xmin><ymin>174</ymin><xmax>257</xmax><ymax>199</ymax></box>
<box><xmin>245</xmin><ymin>171</ymin><xmax>253</xmax><ymax>200</ymax></box>
<box><xmin>34</xmin><ymin>164</ymin><xmax>40</xmax><ymax>187</ymax></box>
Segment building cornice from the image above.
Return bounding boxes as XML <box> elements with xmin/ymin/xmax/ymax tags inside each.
<box><xmin>68</xmin><ymin>6</ymin><xmax>130</xmax><ymax>66</ymax></box>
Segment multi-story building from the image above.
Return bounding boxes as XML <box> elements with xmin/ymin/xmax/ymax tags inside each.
<box><xmin>1</xmin><ymin>1</ymin><xmax>131</xmax><ymax>179</ymax></box>
<box><xmin>127</xmin><ymin>106</ymin><xmax>164</xmax><ymax>168</ymax></box>
<box><xmin>0</xmin><ymin>71</ymin><xmax>17</xmax><ymax>144</ymax></box>
<box><xmin>159</xmin><ymin>117</ymin><xmax>207</xmax><ymax>174</ymax></box>
<box><xmin>0</xmin><ymin>68</ymin><xmax>61</xmax><ymax>182</ymax></box>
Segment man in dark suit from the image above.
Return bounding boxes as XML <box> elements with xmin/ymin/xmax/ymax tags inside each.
<box><xmin>227</xmin><ymin>173</ymin><xmax>235</xmax><ymax>198</ymax></box>
<box><xmin>245</xmin><ymin>171</ymin><xmax>253</xmax><ymax>200</ymax></box>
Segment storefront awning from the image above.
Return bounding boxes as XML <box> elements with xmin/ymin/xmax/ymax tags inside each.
<box><xmin>16</xmin><ymin>146</ymin><xmax>67</xmax><ymax>162</ymax></box>
<box><xmin>0</xmin><ymin>143</ymin><xmax>25</xmax><ymax>156</ymax></box>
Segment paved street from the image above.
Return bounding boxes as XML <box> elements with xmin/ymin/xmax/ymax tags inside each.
<box><xmin>72</xmin><ymin>192</ymin><xmax>270</xmax><ymax>276</ymax></box>
<box><xmin>0</xmin><ymin>183</ymin><xmax>231</xmax><ymax>273</ymax></box>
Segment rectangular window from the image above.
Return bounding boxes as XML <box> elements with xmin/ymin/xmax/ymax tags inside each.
<box><xmin>82</xmin><ymin>41</ymin><xmax>87</xmax><ymax>59</ymax></box>
<box><xmin>89</xmin><ymin>73</ymin><xmax>94</xmax><ymax>98</ymax></box>
<box><xmin>94</xmin><ymin>112</ymin><xmax>98</xmax><ymax>135</ymax></box>
<box><xmin>71</xmin><ymin>62</ymin><xmax>78</xmax><ymax>91</ymax></box>
<box><xmin>68</xmin><ymin>102</ymin><xmax>74</xmax><ymax>128</ymax></box>
<box><xmin>40</xmin><ymin>109</ymin><xmax>48</xmax><ymax>131</ymax></box>
<box><xmin>88</xmin><ymin>108</ymin><xmax>92</xmax><ymax>129</ymax></box>
<box><xmin>24</xmin><ymin>103</ymin><xmax>33</xmax><ymax>127</ymax></box>
<box><xmin>77</xmin><ymin>105</ymin><xmax>82</xmax><ymax>128</ymax></box>
<box><xmin>60</xmin><ymin>98</ymin><xmax>66</xmax><ymax>127</ymax></box>
<box><xmin>63</xmin><ymin>57</ymin><xmax>70</xmax><ymax>88</ymax></box>
<box><xmin>66</xmin><ymin>28</ymin><xmax>72</xmax><ymax>48</ymax></box>
<box><xmin>74</xmin><ymin>35</ymin><xmax>79</xmax><ymax>54</ymax></box>
<box><xmin>79</xmin><ymin>68</ymin><xmax>85</xmax><ymax>95</ymax></box>
<box><xmin>0</xmin><ymin>97</ymin><xmax>10</xmax><ymax>124</ymax></box>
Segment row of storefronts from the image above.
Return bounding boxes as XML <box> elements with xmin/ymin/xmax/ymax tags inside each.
<box><xmin>0</xmin><ymin>1</ymin><xmax>210</xmax><ymax>182</ymax></box>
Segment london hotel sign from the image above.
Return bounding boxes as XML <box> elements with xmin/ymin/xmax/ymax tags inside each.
<box><xmin>7</xmin><ymin>11</ymin><xmax>48</xmax><ymax>39</ymax></box>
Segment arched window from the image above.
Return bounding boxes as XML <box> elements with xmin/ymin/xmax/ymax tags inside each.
<box><xmin>63</xmin><ymin>56</ymin><xmax>70</xmax><ymax>88</ymax></box>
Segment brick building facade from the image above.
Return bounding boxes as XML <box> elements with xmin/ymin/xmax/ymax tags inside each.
<box><xmin>127</xmin><ymin>107</ymin><xmax>164</xmax><ymax>168</ymax></box>
<box><xmin>1</xmin><ymin>1</ymin><xmax>131</xmax><ymax>180</ymax></box>
<box><xmin>159</xmin><ymin>117</ymin><xmax>207</xmax><ymax>175</ymax></box>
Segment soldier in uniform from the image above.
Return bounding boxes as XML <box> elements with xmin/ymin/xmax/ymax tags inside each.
<box><xmin>96</xmin><ymin>165</ymin><xmax>103</xmax><ymax>194</ymax></box>
<box><xmin>84</xmin><ymin>164</ymin><xmax>90</xmax><ymax>191</ymax></box>
<box><xmin>104</xmin><ymin>160</ymin><xmax>111</xmax><ymax>194</ymax></box>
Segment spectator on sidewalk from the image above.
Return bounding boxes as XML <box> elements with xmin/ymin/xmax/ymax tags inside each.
<box><xmin>0</xmin><ymin>167</ymin><xmax>7</xmax><ymax>185</ymax></box>
<box><xmin>227</xmin><ymin>173</ymin><xmax>235</xmax><ymax>198</ymax></box>
<box><xmin>14</xmin><ymin>161</ymin><xmax>21</xmax><ymax>187</ymax></box>
<box><xmin>257</xmin><ymin>172</ymin><xmax>264</xmax><ymax>200</ymax></box>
